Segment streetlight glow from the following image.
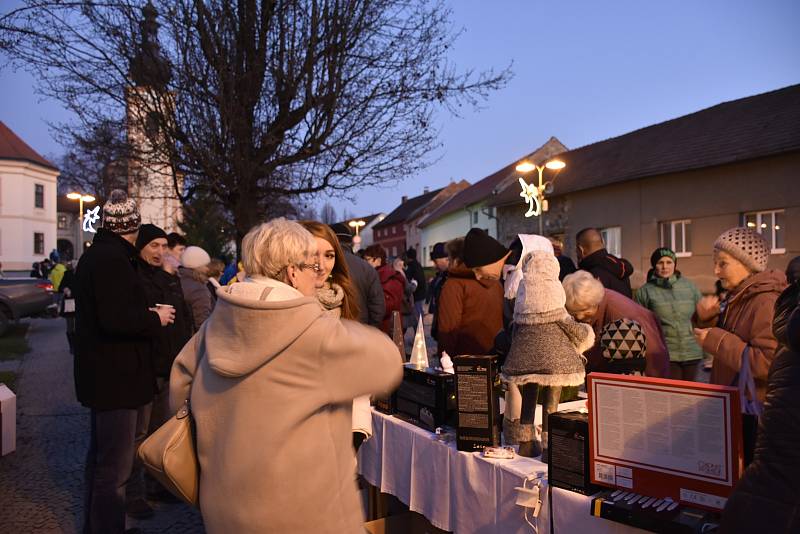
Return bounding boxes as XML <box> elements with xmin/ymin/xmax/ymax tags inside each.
<box><xmin>67</xmin><ymin>192</ymin><xmax>82</xmax><ymax>200</ymax></box>
<box><xmin>515</xmin><ymin>161</ymin><xmax>536</xmax><ymax>173</ymax></box>
<box><xmin>545</xmin><ymin>159</ymin><xmax>565</xmax><ymax>170</ymax></box>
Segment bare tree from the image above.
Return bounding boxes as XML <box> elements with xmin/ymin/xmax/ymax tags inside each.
<box><xmin>319</xmin><ymin>202</ymin><xmax>337</xmax><ymax>224</ymax></box>
<box><xmin>1</xmin><ymin>0</ymin><xmax>511</xmax><ymax>252</ymax></box>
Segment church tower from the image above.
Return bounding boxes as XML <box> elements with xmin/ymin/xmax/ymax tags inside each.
<box><xmin>126</xmin><ymin>1</ymin><xmax>182</xmax><ymax>233</ymax></box>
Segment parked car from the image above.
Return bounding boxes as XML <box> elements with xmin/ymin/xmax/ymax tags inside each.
<box><xmin>0</xmin><ymin>278</ymin><xmax>56</xmax><ymax>336</ymax></box>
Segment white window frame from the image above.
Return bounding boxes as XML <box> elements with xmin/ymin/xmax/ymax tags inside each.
<box><xmin>600</xmin><ymin>226</ymin><xmax>622</xmax><ymax>258</ymax></box>
<box><xmin>659</xmin><ymin>219</ymin><xmax>692</xmax><ymax>258</ymax></box>
<box><xmin>743</xmin><ymin>209</ymin><xmax>785</xmax><ymax>254</ymax></box>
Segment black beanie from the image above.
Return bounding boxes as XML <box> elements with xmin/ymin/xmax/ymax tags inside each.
<box><xmin>463</xmin><ymin>228</ymin><xmax>508</xmax><ymax>268</ymax></box>
<box><xmin>430</xmin><ymin>242</ymin><xmax>447</xmax><ymax>260</ymax></box>
<box><xmin>135</xmin><ymin>223</ymin><xmax>168</xmax><ymax>250</ymax></box>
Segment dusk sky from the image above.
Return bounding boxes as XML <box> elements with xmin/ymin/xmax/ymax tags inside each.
<box><xmin>1</xmin><ymin>0</ymin><xmax>798</xmax><ymax>219</ymax></box>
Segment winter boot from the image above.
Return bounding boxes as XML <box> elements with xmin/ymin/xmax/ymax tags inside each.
<box><xmin>513</xmin><ymin>421</ymin><xmax>541</xmax><ymax>458</ymax></box>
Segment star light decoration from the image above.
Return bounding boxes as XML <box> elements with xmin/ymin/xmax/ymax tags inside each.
<box><xmin>518</xmin><ymin>177</ymin><xmax>542</xmax><ymax>218</ymax></box>
<box><xmin>83</xmin><ymin>206</ymin><xmax>101</xmax><ymax>233</ymax></box>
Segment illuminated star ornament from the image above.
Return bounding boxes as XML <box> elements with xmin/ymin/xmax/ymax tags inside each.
<box><xmin>83</xmin><ymin>206</ymin><xmax>101</xmax><ymax>233</ymax></box>
<box><xmin>518</xmin><ymin>177</ymin><xmax>541</xmax><ymax>218</ymax></box>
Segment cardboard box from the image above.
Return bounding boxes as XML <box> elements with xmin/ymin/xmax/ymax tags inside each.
<box><xmin>0</xmin><ymin>383</ymin><xmax>16</xmax><ymax>456</ymax></box>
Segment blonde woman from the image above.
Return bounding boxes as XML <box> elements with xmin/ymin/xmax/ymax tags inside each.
<box><xmin>170</xmin><ymin>218</ymin><xmax>402</xmax><ymax>533</ymax></box>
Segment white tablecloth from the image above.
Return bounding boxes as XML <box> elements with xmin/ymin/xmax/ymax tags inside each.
<box><xmin>358</xmin><ymin>404</ymin><xmax>645</xmax><ymax>534</ymax></box>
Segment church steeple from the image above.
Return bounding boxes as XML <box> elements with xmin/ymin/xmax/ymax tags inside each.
<box><xmin>129</xmin><ymin>1</ymin><xmax>171</xmax><ymax>89</ymax></box>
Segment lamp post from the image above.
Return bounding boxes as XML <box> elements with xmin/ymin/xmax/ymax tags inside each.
<box><xmin>66</xmin><ymin>192</ymin><xmax>96</xmax><ymax>260</ymax></box>
<box><xmin>515</xmin><ymin>159</ymin><xmax>565</xmax><ymax>235</ymax></box>
<box><xmin>348</xmin><ymin>219</ymin><xmax>366</xmax><ymax>251</ymax></box>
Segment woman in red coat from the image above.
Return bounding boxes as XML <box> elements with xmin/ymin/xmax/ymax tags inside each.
<box><xmin>364</xmin><ymin>244</ymin><xmax>406</xmax><ymax>333</ymax></box>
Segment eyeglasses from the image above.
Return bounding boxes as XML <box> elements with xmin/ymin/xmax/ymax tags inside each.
<box><xmin>296</xmin><ymin>262</ymin><xmax>322</xmax><ymax>273</ymax></box>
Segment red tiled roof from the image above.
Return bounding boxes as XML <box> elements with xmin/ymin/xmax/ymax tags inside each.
<box><xmin>0</xmin><ymin>121</ymin><xmax>58</xmax><ymax>171</ymax></box>
<box><xmin>373</xmin><ymin>188</ymin><xmax>444</xmax><ymax>229</ymax></box>
<box><xmin>418</xmin><ymin>137</ymin><xmax>567</xmax><ymax>227</ymax></box>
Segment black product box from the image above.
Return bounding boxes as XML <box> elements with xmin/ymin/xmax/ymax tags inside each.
<box><xmin>393</xmin><ymin>364</ymin><xmax>456</xmax><ymax>432</ymax></box>
<box><xmin>373</xmin><ymin>393</ymin><xmax>396</xmax><ymax>415</ymax></box>
<box><xmin>454</xmin><ymin>355</ymin><xmax>500</xmax><ymax>452</ymax></box>
<box><xmin>548</xmin><ymin>410</ymin><xmax>601</xmax><ymax>495</ymax></box>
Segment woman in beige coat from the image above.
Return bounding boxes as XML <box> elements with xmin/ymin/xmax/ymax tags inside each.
<box><xmin>170</xmin><ymin>218</ymin><xmax>402</xmax><ymax>533</ymax></box>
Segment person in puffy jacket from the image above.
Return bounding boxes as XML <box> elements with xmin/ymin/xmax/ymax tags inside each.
<box><xmin>363</xmin><ymin>244</ymin><xmax>405</xmax><ymax>333</ymax></box>
<box><xmin>179</xmin><ymin>246</ymin><xmax>215</xmax><ymax>330</ymax></box>
<box><xmin>720</xmin><ymin>281</ymin><xmax>800</xmax><ymax>533</ymax></box>
<box><xmin>576</xmin><ymin>227</ymin><xmax>634</xmax><ymax>298</ymax></box>
<box><xmin>635</xmin><ymin>248</ymin><xmax>703</xmax><ymax>381</ymax></box>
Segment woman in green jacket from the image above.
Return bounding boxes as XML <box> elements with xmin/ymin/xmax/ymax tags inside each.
<box><xmin>635</xmin><ymin>248</ymin><xmax>703</xmax><ymax>380</ymax></box>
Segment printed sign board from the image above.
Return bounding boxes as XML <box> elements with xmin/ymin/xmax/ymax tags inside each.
<box><xmin>587</xmin><ymin>373</ymin><xmax>743</xmax><ymax>511</ymax></box>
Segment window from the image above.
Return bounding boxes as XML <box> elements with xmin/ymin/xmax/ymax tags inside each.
<box><xmin>743</xmin><ymin>210</ymin><xmax>785</xmax><ymax>253</ymax></box>
<box><xmin>600</xmin><ymin>227</ymin><xmax>622</xmax><ymax>258</ymax></box>
<box><xmin>57</xmin><ymin>215</ymin><xmax>68</xmax><ymax>229</ymax></box>
<box><xmin>392</xmin><ymin>226</ymin><xmax>396</xmax><ymax>235</ymax></box>
<box><xmin>473</xmin><ymin>211</ymin><xmax>479</xmax><ymax>224</ymax></box>
<box><xmin>658</xmin><ymin>220</ymin><xmax>692</xmax><ymax>257</ymax></box>
<box><xmin>35</xmin><ymin>184</ymin><xmax>44</xmax><ymax>208</ymax></box>
<box><xmin>34</xmin><ymin>232</ymin><xmax>45</xmax><ymax>255</ymax></box>
<box><xmin>392</xmin><ymin>246</ymin><xmax>397</xmax><ymax>257</ymax></box>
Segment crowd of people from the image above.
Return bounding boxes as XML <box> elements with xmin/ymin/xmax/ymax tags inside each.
<box><xmin>70</xmin><ymin>188</ymin><xmax>799</xmax><ymax>533</ymax></box>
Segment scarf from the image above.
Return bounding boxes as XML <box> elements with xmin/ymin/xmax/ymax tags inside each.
<box><xmin>317</xmin><ymin>282</ymin><xmax>345</xmax><ymax>314</ymax></box>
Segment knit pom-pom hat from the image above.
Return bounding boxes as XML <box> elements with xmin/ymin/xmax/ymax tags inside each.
<box><xmin>514</xmin><ymin>250</ymin><xmax>567</xmax><ymax>324</ymax></box>
<box><xmin>102</xmin><ymin>189</ymin><xmax>141</xmax><ymax>235</ymax></box>
<box><xmin>713</xmin><ymin>227</ymin><xmax>769</xmax><ymax>273</ymax></box>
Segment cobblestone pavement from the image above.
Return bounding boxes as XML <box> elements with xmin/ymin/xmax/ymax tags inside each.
<box><xmin>0</xmin><ymin>319</ymin><xmax>204</xmax><ymax>533</ymax></box>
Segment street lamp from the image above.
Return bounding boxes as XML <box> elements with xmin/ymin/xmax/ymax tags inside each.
<box><xmin>348</xmin><ymin>219</ymin><xmax>366</xmax><ymax>251</ymax></box>
<box><xmin>66</xmin><ymin>192</ymin><xmax>96</xmax><ymax>259</ymax></box>
<box><xmin>516</xmin><ymin>159</ymin><xmax>565</xmax><ymax>235</ymax></box>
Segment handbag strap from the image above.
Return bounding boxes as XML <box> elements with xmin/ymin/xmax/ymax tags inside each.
<box><xmin>738</xmin><ymin>346</ymin><xmax>763</xmax><ymax>416</ymax></box>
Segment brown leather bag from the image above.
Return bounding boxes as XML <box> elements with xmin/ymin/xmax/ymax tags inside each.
<box><xmin>137</xmin><ymin>399</ymin><xmax>199</xmax><ymax>506</ymax></box>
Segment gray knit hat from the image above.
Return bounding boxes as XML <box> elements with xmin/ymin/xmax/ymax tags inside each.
<box><xmin>102</xmin><ymin>189</ymin><xmax>141</xmax><ymax>235</ymax></box>
<box><xmin>713</xmin><ymin>227</ymin><xmax>769</xmax><ymax>273</ymax></box>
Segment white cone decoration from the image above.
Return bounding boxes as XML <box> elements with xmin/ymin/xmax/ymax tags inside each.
<box><xmin>440</xmin><ymin>351</ymin><xmax>454</xmax><ymax>374</ymax></box>
<box><xmin>409</xmin><ymin>314</ymin><xmax>429</xmax><ymax>369</ymax></box>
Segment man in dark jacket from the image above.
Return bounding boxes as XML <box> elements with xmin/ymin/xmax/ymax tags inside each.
<box><xmin>404</xmin><ymin>247</ymin><xmax>427</xmax><ymax>322</ymax></box>
<box><xmin>575</xmin><ymin>227</ymin><xmax>634</xmax><ymax>298</ymax></box>
<box><xmin>427</xmin><ymin>242</ymin><xmax>449</xmax><ymax>340</ymax></box>
<box><xmin>129</xmin><ymin>224</ymin><xmax>194</xmax><ymax>512</ymax></box>
<box><xmin>337</xmin><ymin>233</ymin><xmax>385</xmax><ymax>327</ymax></box>
<box><xmin>720</xmin><ymin>283</ymin><xmax>800</xmax><ymax>533</ymax></box>
<box><xmin>74</xmin><ymin>191</ymin><xmax>174</xmax><ymax>534</ymax></box>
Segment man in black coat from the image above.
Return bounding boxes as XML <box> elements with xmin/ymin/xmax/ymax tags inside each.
<box><xmin>426</xmin><ymin>242</ymin><xmax>449</xmax><ymax>340</ymax></box>
<box><xmin>74</xmin><ymin>191</ymin><xmax>174</xmax><ymax>534</ymax></box>
<box><xmin>127</xmin><ymin>224</ymin><xmax>194</xmax><ymax>513</ymax></box>
<box><xmin>404</xmin><ymin>248</ymin><xmax>427</xmax><ymax>322</ymax></box>
<box><xmin>337</xmin><ymin>232</ymin><xmax>385</xmax><ymax>327</ymax></box>
<box><xmin>575</xmin><ymin>227</ymin><xmax>634</xmax><ymax>298</ymax></box>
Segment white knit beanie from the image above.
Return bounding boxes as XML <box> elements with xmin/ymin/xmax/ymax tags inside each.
<box><xmin>181</xmin><ymin>246</ymin><xmax>211</xmax><ymax>269</ymax></box>
<box><xmin>514</xmin><ymin>250</ymin><xmax>566</xmax><ymax>323</ymax></box>
<box><xmin>713</xmin><ymin>227</ymin><xmax>769</xmax><ymax>273</ymax></box>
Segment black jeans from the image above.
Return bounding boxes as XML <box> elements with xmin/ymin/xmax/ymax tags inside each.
<box><xmin>83</xmin><ymin>408</ymin><xmax>139</xmax><ymax>534</ymax></box>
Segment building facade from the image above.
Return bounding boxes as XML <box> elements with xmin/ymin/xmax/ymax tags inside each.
<box><xmin>491</xmin><ymin>84</ymin><xmax>800</xmax><ymax>292</ymax></box>
<box><xmin>0</xmin><ymin>122</ymin><xmax>59</xmax><ymax>272</ymax></box>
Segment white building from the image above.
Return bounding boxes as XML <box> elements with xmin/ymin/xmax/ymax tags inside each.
<box><xmin>0</xmin><ymin>121</ymin><xmax>59</xmax><ymax>272</ymax></box>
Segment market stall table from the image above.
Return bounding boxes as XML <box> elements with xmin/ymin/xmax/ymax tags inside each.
<box><xmin>358</xmin><ymin>404</ymin><xmax>646</xmax><ymax>534</ymax></box>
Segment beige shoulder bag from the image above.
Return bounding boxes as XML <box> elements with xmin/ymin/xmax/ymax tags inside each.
<box><xmin>137</xmin><ymin>397</ymin><xmax>199</xmax><ymax>506</ymax></box>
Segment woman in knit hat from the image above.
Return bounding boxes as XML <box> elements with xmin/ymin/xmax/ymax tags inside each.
<box><xmin>635</xmin><ymin>248</ymin><xmax>703</xmax><ymax>381</ymax></box>
<box><xmin>694</xmin><ymin>227</ymin><xmax>787</xmax><ymax>464</ymax></box>
<box><xmin>179</xmin><ymin>245</ymin><xmax>215</xmax><ymax>330</ymax></box>
<box><xmin>502</xmin><ymin>251</ymin><xmax>594</xmax><ymax>459</ymax></box>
